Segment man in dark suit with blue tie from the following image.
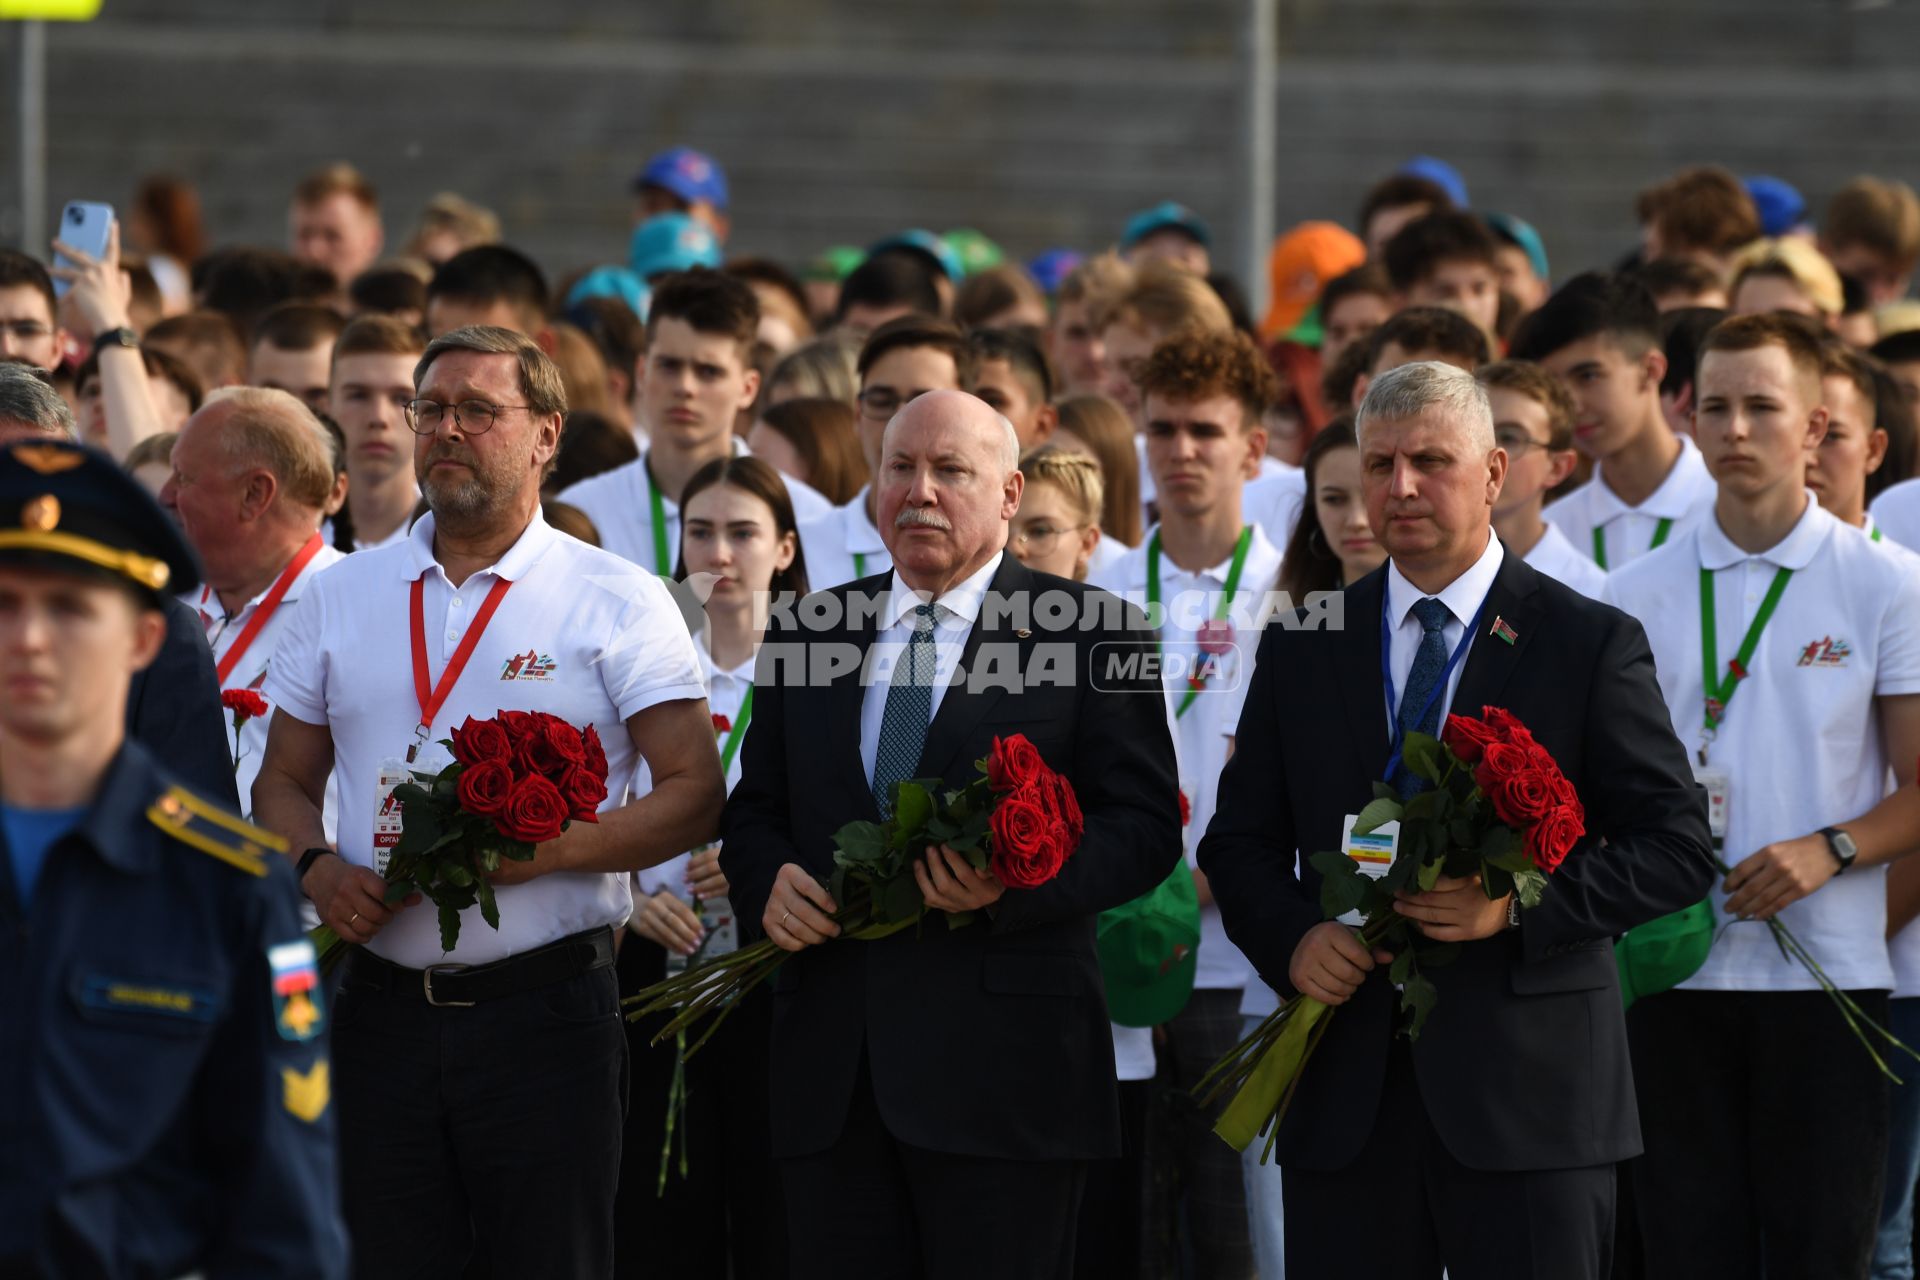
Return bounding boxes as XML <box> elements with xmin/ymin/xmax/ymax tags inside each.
<box><xmin>1199</xmin><ymin>361</ymin><xmax>1713</xmax><ymax>1278</ymax></box>
<box><xmin>722</xmin><ymin>389</ymin><xmax>1182</xmax><ymax>1280</ymax></box>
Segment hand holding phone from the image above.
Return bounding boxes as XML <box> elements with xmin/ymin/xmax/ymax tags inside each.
<box><xmin>51</xmin><ymin>201</ymin><xmax>113</xmax><ymax>299</ymax></box>
<box><xmin>49</xmin><ymin>204</ymin><xmax>130</xmax><ymax>343</ymax></box>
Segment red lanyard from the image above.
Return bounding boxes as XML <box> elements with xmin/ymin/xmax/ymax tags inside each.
<box><xmin>213</xmin><ymin>534</ymin><xmax>323</xmax><ymax>686</ymax></box>
<box><xmin>408</xmin><ymin>574</ymin><xmax>514</xmax><ymax>760</ymax></box>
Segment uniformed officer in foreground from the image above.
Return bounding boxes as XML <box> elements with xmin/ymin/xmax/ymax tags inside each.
<box><xmin>0</xmin><ymin>438</ymin><xmax>347</xmax><ymax>1277</ymax></box>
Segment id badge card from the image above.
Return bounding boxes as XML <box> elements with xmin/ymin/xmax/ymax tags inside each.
<box><xmin>1338</xmin><ymin>813</ymin><xmax>1401</xmax><ymax>925</ymax></box>
<box><xmin>1692</xmin><ymin>762</ymin><xmax>1731</xmax><ymax>844</ymax></box>
<box><xmin>372</xmin><ymin>757</ymin><xmax>410</xmax><ymax>878</ymax></box>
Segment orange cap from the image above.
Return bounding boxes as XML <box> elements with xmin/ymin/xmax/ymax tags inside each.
<box><xmin>1260</xmin><ymin>222</ymin><xmax>1367</xmax><ymax>340</ymax></box>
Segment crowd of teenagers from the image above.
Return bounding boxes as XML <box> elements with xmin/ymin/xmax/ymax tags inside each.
<box><xmin>4</xmin><ymin>143</ymin><xmax>1920</xmax><ymax>1280</ymax></box>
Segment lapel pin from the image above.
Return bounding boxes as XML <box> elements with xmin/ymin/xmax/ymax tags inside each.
<box><xmin>1491</xmin><ymin>616</ymin><xmax>1518</xmax><ymax>645</ymax></box>
<box><xmin>1014</xmin><ymin>628</ymin><xmax>1032</xmax><ymax>639</ymax></box>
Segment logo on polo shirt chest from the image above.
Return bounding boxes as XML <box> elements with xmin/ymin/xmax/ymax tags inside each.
<box><xmin>1797</xmin><ymin>637</ymin><xmax>1852</xmax><ymax>668</ymax></box>
<box><xmin>501</xmin><ymin>650</ymin><xmax>557</xmax><ymax>681</ymax></box>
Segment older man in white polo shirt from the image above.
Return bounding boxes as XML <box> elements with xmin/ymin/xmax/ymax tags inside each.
<box><xmin>1605</xmin><ymin>313</ymin><xmax>1920</xmax><ymax>1279</ymax></box>
<box><xmin>254</xmin><ymin>325</ymin><xmax>726</xmax><ymax>1280</ymax></box>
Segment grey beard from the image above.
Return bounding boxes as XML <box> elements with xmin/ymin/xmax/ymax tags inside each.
<box><xmin>424</xmin><ymin>472</ymin><xmax>496</xmax><ymax>521</ymax></box>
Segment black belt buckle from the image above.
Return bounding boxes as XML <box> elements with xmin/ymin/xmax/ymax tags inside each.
<box><xmin>422</xmin><ymin>963</ymin><xmax>475</xmax><ymax>1008</ymax></box>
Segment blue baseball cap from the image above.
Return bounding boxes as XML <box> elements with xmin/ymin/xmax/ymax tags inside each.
<box><xmin>1120</xmin><ymin>201</ymin><xmax>1211</xmax><ymax>251</ymax></box>
<box><xmin>632</xmin><ymin>146</ymin><xmax>729</xmax><ymax>212</ymax></box>
<box><xmin>1743</xmin><ymin>175</ymin><xmax>1807</xmax><ymax>238</ymax></box>
<box><xmin>629</xmin><ymin>213</ymin><xmax>722</xmax><ymax>281</ymax></box>
<box><xmin>1027</xmin><ymin>248</ymin><xmax>1084</xmax><ymax>295</ymax></box>
<box><xmin>868</xmin><ymin>229</ymin><xmax>966</xmax><ymax>282</ymax></box>
<box><xmin>1398</xmin><ymin>156</ymin><xmax>1470</xmax><ymax>208</ymax></box>
<box><xmin>565</xmin><ymin>265</ymin><xmax>649</xmax><ymax>319</ymax></box>
<box><xmin>1483</xmin><ymin>211</ymin><xmax>1550</xmax><ymax>282</ymax></box>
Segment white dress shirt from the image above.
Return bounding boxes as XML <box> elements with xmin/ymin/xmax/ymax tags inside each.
<box><xmin>1382</xmin><ymin>530</ymin><xmax>1506</xmax><ymax>729</ymax></box>
<box><xmin>857</xmin><ymin>553</ymin><xmax>1004</xmax><ymax>788</ymax></box>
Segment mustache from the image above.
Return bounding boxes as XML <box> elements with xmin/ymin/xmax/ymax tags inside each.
<box><xmin>894</xmin><ymin>507</ymin><xmax>952</xmax><ymax>531</ymax></box>
<box><xmin>420</xmin><ymin>443</ymin><xmax>480</xmax><ymax>473</ymax></box>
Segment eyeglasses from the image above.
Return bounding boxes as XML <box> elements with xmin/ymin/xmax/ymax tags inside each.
<box><xmin>1012</xmin><ymin>522</ymin><xmax>1085</xmax><ymax>552</ymax></box>
<box><xmin>404</xmin><ymin>399</ymin><xmax>530</xmax><ymax>436</ymax></box>
<box><xmin>1494</xmin><ymin>428</ymin><xmax>1550</xmax><ymax>455</ymax></box>
<box><xmin>857</xmin><ymin>387</ymin><xmax>933</xmax><ymax>421</ymax></box>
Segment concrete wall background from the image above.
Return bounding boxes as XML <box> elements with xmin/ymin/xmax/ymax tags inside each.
<box><xmin>3</xmin><ymin>0</ymin><xmax>1918</xmax><ymax>294</ymax></box>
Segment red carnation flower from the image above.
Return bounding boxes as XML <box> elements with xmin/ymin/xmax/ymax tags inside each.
<box><xmin>456</xmin><ymin>759</ymin><xmax>514</xmax><ymax>816</ymax></box>
<box><xmin>712</xmin><ymin>713</ymin><xmax>732</xmax><ymax>735</ymax></box>
<box><xmin>450</xmin><ymin>715</ymin><xmax>513</xmax><ymax>766</ymax></box>
<box><xmin>221</xmin><ymin>689</ymin><xmax>269</xmax><ymax>721</ymax></box>
<box><xmin>494</xmin><ymin>773</ymin><xmax>569</xmax><ymax>844</ymax></box>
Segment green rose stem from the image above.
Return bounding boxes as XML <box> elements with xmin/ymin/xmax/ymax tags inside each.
<box><xmin>307</xmin><ymin>848</ymin><xmax>432</xmax><ymax>975</ymax></box>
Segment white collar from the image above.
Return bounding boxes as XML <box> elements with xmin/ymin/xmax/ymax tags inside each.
<box><xmin>843</xmin><ymin>485</ymin><xmax>888</xmax><ymax>554</ymax></box>
<box><xmin>403</xmin><ymin>508</ymin><xmax>558</xmax><ymax>583</ymax></box>
<box><xmin>1386</xmin><ymin>528</ymin><xmax>1506</xmax><ymax>629</ymax></box>
<box><xmin>1698</xmin><ymin>492</ymin><xmax>1832</xmax><ymax>572</ymax></box>
<box><xmin>699</xmin><ymin>640</ymin><xmax>757</xmax><ymax>686</ymax></box>
<box><xmin>1589</xmin><ymin>434</ymin><xmax>1709</xmax><ymax>522</ymax></box>
<box><xmin>882</xmin><ymin>551</ymin><xmax>1004</xmax><ymax>630</ymax></box>
<box><xmin>1140</xmin><ymin>521</ymin><xmax>1281</xmax><ymax>588</ymax></box>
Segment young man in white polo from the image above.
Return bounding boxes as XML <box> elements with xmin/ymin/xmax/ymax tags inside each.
<box><xmin>799</xmin><ymin>315</ymin><xmax>969</xmax><ymax>589</ymax></box>
<box><xmin>562</xmin><ymin>270</ymin><xmax>829</xmax><ymax>575</ymax></box>
<box><xmin>1475</xmin><ymin>359</ymin><xmax>1607</xmax><ymax>598</ymax></box>
<box><xmin>1604</xmin><ymin>312</ymin><xmax>1920</xmax><ymax>1278</ymax></box>
<box><xmin>1511</xmin><ymin>271</ymin><xmax>1716</xmax><ymax>571</ymax></box>
<box><xmin>253</xmin><ymin>325</ymin><xmax>726</xmax><ymax>1278</ymax></box>
<box><xmin>1089</xmin><ymin>326</ymin><xmax>1283</xmax><ymax>1278</ymax></box>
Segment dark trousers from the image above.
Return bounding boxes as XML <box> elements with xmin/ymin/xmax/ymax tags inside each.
<box><xmin>1073</xmin><ymin>1077</ymin><xmax>1151</xmax><ymax>1280</ymax></box>
<box><xmin>332</xmin><ymin>952</ymin><xmax>627</xmax><ymax>1280</ymax></box>
<box><xmin>1629</xmin><ymin>988</ymin><xmax>1891</xmax><ymax>1280</ymax></box>
<box><xmin>780</xmin><ymin>1054</ymin><xmax>1087</xmax><ymax>1280</ymax></box>
<box><xmin>1151</xmin><ymin>987</ymin><xmax>1256</xmax><ymax>1280</ymax></box>
<box><xmin>613</xmin><ymin>938</ymin><xmax>786</xmax><ymax>1280</ymax></box>
<box><xmin>1284</xmin><ymin>1039</ymin><xmax>1615</xmax><ymax>1279</ymax></box>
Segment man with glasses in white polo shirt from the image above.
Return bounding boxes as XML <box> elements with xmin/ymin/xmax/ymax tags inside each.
<box><xmin>800</xmin><ymin>315</ymin><xmax>971</xmax><ymax>589</ymax></box>
<box><xmin>253</xmin><ymin>325</ymin><xmax>726</xmax><ymax>1280</ymax></box>
<box><xmin>1605</xmin><ymin>313</ymin><xmax>1920</xmax><ymax>1278</ymax></box>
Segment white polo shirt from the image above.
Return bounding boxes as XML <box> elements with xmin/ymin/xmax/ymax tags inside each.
<box><xmin>187</xmin><ymin>539</ymin><xmax>346</xmax><ymax>824</ymax></box>
<box><xmin>1243</xmin><ymin>468</ymin><xmax>1307</xmax><ymax>552</ymax></box>
<box><xmin>1091</xmin><ymin>522</ymin><xmax>1284</xmax><ymax>992</ymax></box>
<box><xmin>1544</xmin><ymin>434</ymin><xmax>1714</xmax><ymax>571</ymax></box>
<box><xmin>1604</xmin><ymin>498</ymin><xmax>1920</xmax><ymax>992</ymax></box>
<box><xmin>635</xmin><ymin>645</ymin><xmax>754</xmax><ymax>898</ymax></box>
<box><xmin>560</xmin><ymin>440</ymin><xmax>831</xmax><ymax>576</ymax></box>
<box><xmin>1519</xmin><ymin>522</ymin><xmax>1608</xmax><ymax>599</ymax></box>
<box><xmin>1871</xmin><ymin>477</ymin><xmax>1920</xmax><ymax>554</ymax></box>
<box><xmin>265</xmin><ymin>508</ymin><xmax>707</xmax><ymax>969</ymax></box>
<box><xmin>802</xmin><ymin>485</ymin><xmax>893</xmax><ymax>591</ymax></box>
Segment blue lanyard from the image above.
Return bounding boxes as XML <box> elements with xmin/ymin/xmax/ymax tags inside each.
<box><xmin>1379</xmin><ymin>593</ymin><xmax>1487</xmax><ymax>788</ymax></box>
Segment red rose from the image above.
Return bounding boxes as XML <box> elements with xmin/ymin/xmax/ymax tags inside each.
<box><xmin>1480</xmin><ymin>705</ymin><xmax>1537</xmax><ymax>749</ymax></box>
<box><xmin>559</xmin><ymin>764</ymin><xmax>608</xmax><ymax>823</ymax></box>
<box><xmin>582</xmin><ymin>724</ymin><xmax>608</xmax><ymax>779</ymax></box>
<box><xmin>986</xmin><ymin>734</ymin><xmax>1046</xmax><ymax>794</ymax></box>
<box><xmin>456</xmin><ymin>760</ymin><xmax>514</xmax><ymax>816</ymax></box>
<box><xmin>494</xmin><ymin>773</ymin><xmax>569</xmax><ymax>844</ymax></box>
<box><xmin>221</xmin><ymin>689</ymin><xmax>270</xmax><ymax>721</ymax></box>
<box><xmin>497</xmin><ymin>710</ymin><xmax>536</xmax><ymax>741</ymax></box>
<box><xmin>1442</xmin><ymin>713</ymin><xmax>1500</xmax><ymax>764</ymax></box>
<box><xmin>1523</xmin><ymin>801</ymin><xmax>1586</xmax><ymax>873</ymax></box>
<box><xmin>450</xmin><ymin>715</ymin><xmax>513</xmax><ymax>766</ymax></box>
<box><xmin>515</xmin><ymin>717</ymin><xmax>586</xmax><ymax>780</ymax></box>
<box><xmin>1039</xmin><ymin>769</ymin><xmax>1084</xmax><ymax>847</ymax></box>
<box><xmin>1488</xmin><ymin>765</ymin><xmax>1558</xmax><ymax>828</ymax></box>
<box><xmin>1178</xmin><ymin>789</ymin><xmax>1192</xmax><ymax>826</ymax></box>
<box><xmin>1473</xmin><ymin>741</ymin><xmax>1533</xmax><ymax>793</ymax></box>
<box><xmin>988</xmin><ymin>784</ymin><xmax>1071</xmax><ymax>888</ymax></box>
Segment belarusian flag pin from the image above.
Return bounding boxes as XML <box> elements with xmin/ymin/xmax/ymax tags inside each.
<box><xmin>1491</xmin><ymin>616</ymin><xmax>1518</xmax><ymax>645</ymax></box>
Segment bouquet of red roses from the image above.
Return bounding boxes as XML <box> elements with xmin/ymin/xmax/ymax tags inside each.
<box><xmin>310</xmin><ymin>710</ymin><xmax>609</xmax><ymax>967</ymax></box>
<box><xmin>1198</xmin><ymin>706</ymin><xmax>1583</xmax><ymax>1159</ymax></box>
<box><xmin>625</xmin><ymin>733</ymin><xmax>1082</xmax><ymax>1058</ymax></box>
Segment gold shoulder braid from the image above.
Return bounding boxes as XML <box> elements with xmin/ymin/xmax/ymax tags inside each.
<box><xmin>145</xmin><ymin>787</ymin><xmax>286</xmax><ymax>877</ymax></box>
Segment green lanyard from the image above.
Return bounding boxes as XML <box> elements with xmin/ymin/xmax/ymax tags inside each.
<box><xmin>646</xmin><ymin>463</ymin><xmax>671</xmax><ymax>577</ymax></box>
<box><xmin>1872</xmin><ymin>525</ymin><xmax>1885</xmax><ymax>544</ymax></box>
<box><xmin>1698</xmin><ymin>564</ymin><xmax>1793</xmax><ymax>753</ymax></box>
<box><xmin>1147</xmin><ymin>525</ymin><xmax>1253</xmax><ymax>719</ymax></box>
<box><xmin>717</xmin><ymin>685</ymin><xmax>753</xmax><ymax>775</ymax></box>
<box><xmin>1592</xmin><ymin>516</ymin><xmax>1672</xmax><ymax>571</ymax></box>
<box><xmin>853</xmin><ymin>551</ymin><xmax>868</xmax><ymax>578</ymax></box>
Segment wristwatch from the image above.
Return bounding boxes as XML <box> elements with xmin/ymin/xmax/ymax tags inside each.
<box><xmin>1820</xmin><ymin>827</ymin><xmax>1858</xmax><ymax>875</ymax></box>
<box><xmin>295</xmin><ymin>847</ymin><xmax>337</xmax><ymax>888</ymax></box>
<box><xmin>89</xmin><ymin>326</ymin><xmax>139</xmax><ymax>357</ymax></box>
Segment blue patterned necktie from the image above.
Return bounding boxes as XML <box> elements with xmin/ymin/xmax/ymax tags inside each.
<box><xmin>871</xmin><ymin>603</ymin><xmax>941</xmax><ymax>815</ymax></box>
<box><xmin>1394</xmin><ymin>597</ymin><xmax>1454</xmax><ymax>798</ymax></box>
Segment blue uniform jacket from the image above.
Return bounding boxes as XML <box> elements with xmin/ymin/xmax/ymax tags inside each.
<box><xmin>0</xmin><ymin>740</ymin><xmax>348</xmax><ymax>1278</ymax></box>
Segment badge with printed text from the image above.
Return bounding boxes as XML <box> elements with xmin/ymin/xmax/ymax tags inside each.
<box><xmin>1336</xmin><ymin>813</ymin><xmax>1400</xmax><ymax>925</ymax></box>
<box><xmin>1692</xmin><ymin>763</ymin><xmax>1731</xmax><ymax>843</ymax></box>
<box><xmin>372</xmin><ymin>757</ymin><xmax>409</xmax><ymax>878</ymax></box>
<box><xmin>269</xmin><ymin>939</ymin><xmax>325</xmax><ymax>1042</ymax></box>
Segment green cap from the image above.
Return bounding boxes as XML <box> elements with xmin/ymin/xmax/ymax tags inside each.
<box><xmin>804</xmin><ymin>245</ymin><xmax>865</xmax><ymax>284</ymax></box>
<box><xmin>1615</xmin><ymin>898</ymin><xmax>1716</xmax><ymax>1009</ymax></box>
<box><xmin>942</xmin><ymin>228</ymin><xmax>1005</xmax><ymax>278</ymax></box>
<box><xmin>1098</xmin><ymin>861</ymin><xmax>1201</xmax><ymax>1027</ymax></box>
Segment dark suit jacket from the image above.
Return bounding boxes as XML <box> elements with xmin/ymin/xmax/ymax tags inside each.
<box><xmin>126</xmin><ymin>597</ymin><xmax>240</xmax><ymax>812</ymax></box>
<box><xmin>721</xmin><ymin>555</ymin><xmax>1182</xmax><ymax>1162</ymax></box>
<box><xmin>1197</xmin><ymin>549</ymin><xmax>1712</xmax><ymax>1173</ymax></box>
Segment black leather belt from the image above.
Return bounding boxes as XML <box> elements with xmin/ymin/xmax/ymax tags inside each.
<box><xmin>345</xmin><ymin>926</ymin><xmax>615</xmax><ymax>1007</ymax></box>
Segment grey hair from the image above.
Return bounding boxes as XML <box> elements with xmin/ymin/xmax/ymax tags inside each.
<box><xmin>884</xmin><ymin>392</ymin><xmax>1022</xmax><ymax>474</ymax></box>
<box><xmin>0</xmin><ymin>362</ymin><xmax>75</xmax><ymax>438</ymax></box>
<box><xmin>1356</xmin><ymin>360</ymin><xmax>1495</xmax><ymax>453</ymax></box>
<box><xmin>198</xmin><ymin>386</ymin><xmax>337</xmax><ymax>508</ymax></box>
